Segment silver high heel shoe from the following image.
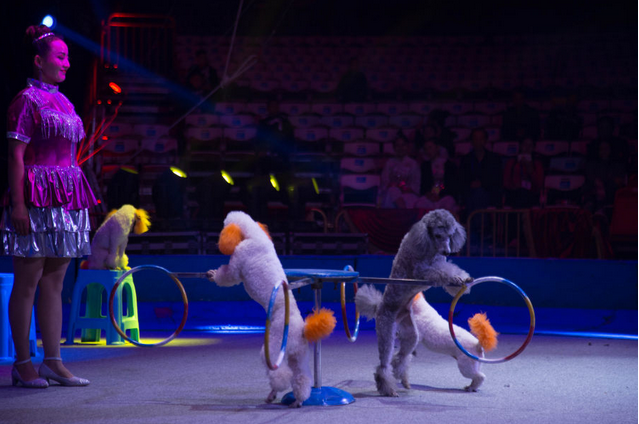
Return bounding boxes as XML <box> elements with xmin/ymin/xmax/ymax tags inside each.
<box><xmin>38</xmin><ymin>357</ymin><xmax>90</xmax><ymax>386</ymax></box>
<box><xmin>12</xmin><ymin>358</ymin><xmax>49</xmax><ymax>388</ymax></box>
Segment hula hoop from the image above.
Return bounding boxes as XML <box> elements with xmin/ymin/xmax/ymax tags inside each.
<box><xmin>264</xmin><ymin>280</ymin><xmax>290</xmax><ymax>371</ymax></box>
<box><xmin>448</xmin><ymin>276</ymin><xmax>535</xmax><ymax>364</ymax></box>
<box><xmin>340</xmin><ymin>265</ymin><xmax>360</xmax><ymax>342</ymax></box>
<box><xmin>109</xmin><ymin>265</ymin><xmax>189</xmax><ymax>347</ymax></box>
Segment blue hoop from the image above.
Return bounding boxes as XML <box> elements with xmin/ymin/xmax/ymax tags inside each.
<box><xmin>264</xmin><ymin>280</ymin><xmax>290</xmax><ymax>370</ymax></box>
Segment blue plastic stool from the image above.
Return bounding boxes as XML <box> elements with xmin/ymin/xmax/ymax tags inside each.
<box><xmin>1</xmin><ymin>273</ymin><xmax>39</xmax><ymax>364</ymax></box>
<box><xmin>65</xmin><ymin>270</ymin><xmax>140</xmax><ymax>345</ymax></box>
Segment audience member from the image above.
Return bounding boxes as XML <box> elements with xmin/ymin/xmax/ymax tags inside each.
<box><xmin>378</xmin><ymin>135</ymin><xmax>421</xmax><ymax>208</ymax></box>
<box><xmin>336</xmin><ymin>58</ymin><xmax>369</xmax><ymax>103</ymax></box>
<box><xmin>544</xmin><ymin>92</ymin><xmax>582</xmax><ymax>140</ymax></box>
<box><xmin>501</xmin><ymin>90</ymin><xmax>541</xmax><ymax>140</ymax></box>
<box><xmin>503</xmin><ymin>138</ymin><xmax>545</xmax><ymax>208</ymax></box>
<box><xmin>415</xmin><ymin>109</ymin><xmax>455</xmax><ymax>158</ymax></box>
<box><xmin>587</xmin><ymin>116</ymin><xmax>629</xmax><ymax>166</ymax></box>
<box><xmin>415</xmin><ymin>138</ymin><xmax>459</xmax><ymax>212</ymax></box>
<box><xmin>459</xmin><ymin>128</ymin><xmax>503</xmax><ymax>216</ymax></box>
<box><xmin>187</xmin><ymin>49</ymin><xmax>220</xmax><ymax>93</ymax></box>
<box><xmin>583</xmin><ymin>140</ymin><xmax>627</xmax><ymax>214</ymax></box>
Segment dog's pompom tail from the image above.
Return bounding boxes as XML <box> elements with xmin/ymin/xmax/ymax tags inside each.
<box><xmin>303</xmin><ymin>308</ymin><xmax>336</xmax><ymax>343</ymax></box>
<box><xmin>354</xmin><ymin>284</ymin><xmax>383</xmax><ymax>320</ymax></box>
<box><xmin>468</xmin><ymin>313</ymin><xmax>499</xmax><ymax>352</ymax></box>
<box><xmin>80</xmin><ymin>260</ymin><xmax>88</xmax><ymax>270</ymax></box>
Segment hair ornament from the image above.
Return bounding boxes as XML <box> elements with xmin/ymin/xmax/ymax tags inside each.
<box><xmin>33</xmin><ymin>32</ymin><xmax>54</xmax><ymax>44</ymax></box>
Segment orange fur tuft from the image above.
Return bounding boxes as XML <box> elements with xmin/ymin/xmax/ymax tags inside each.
<box><xmin>257</xmin><ymin>222</ymin><xmax>272</xmax><ymax>240</ymax></box>
<box><xmin>468</xmin><ymin>312</ymin><xmax>499</xmax><ymax>352</ymax></box>
<box><xmin>80</xmin><ymin>260</ymin><xmax>88</xmax><ymax>269</ymax></box>
<box><xmin>303</xmin><ymin>308</ymin><xmax>336</xmax><ymax>343</ymax></box>
<box><xmin>412</xmin><ymin>292</ymin><xmax>424</xmax><ymax>305</ymax></box>
<box><xmin>218</xmin><ymin>223</ymin><xmax>243</xmax><ymax>255</ymax></box>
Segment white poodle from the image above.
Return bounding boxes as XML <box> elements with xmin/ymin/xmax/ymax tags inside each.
<box><xmin>357</xmin><ymin>287</ymin><xmax>497</xmax><ymax>392</ymax></box>
<box><xmin>355</xmin><ymin>209</ymin><xmax>473</xmax><ymax>397</ymax></box>
<box><xmin>84</xmin><ymin>205</ymin><xmax>150</xmax><ymax>270</ymax></box>
<box><xmin>207</xmin><ymin>211</ymin><xmax>335</xmax><ymax>408</ymax></box>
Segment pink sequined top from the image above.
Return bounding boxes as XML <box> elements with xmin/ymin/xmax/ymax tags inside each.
<box><xmin>5</xmin><ymin>79</ymin><xmax>96</xmax><ymax>210</ymax></box>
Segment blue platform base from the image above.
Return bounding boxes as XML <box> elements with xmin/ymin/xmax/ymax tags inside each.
<box><xmin>281</xmin><ymin>386</ymin><xmax>355</xmax><ymax>406</ymax></box>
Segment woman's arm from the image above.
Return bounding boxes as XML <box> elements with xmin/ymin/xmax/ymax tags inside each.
<box><xmin>7</xmin><ymin>139</ymin><xmax>29</xmax><ymax>235</ymax></box>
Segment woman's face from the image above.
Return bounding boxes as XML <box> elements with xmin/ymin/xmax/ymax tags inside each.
<box><xmin>36</xmin><ymin>39</ymin><xmax>70</xmax><ymax>85</ymax></box>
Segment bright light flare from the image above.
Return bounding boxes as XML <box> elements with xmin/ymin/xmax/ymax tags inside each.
<box><xmin>42</xmin><ymin>15</ymin><xmax>56</xmax><ymax>28</ymax></box>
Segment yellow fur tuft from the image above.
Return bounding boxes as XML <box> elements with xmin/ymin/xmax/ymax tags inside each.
<box><xmin>303</xmin><ymin>308</ymin><xmax>336</xmax><ymax>343</ymax></box>
<box><xmin>134</xmin><ymin>209</ymin><xmax>151</xmax><ymax>234</ymax></box>
<box><xmin>468</xmin><ymin>312</ymin><xmax>499</xmax><ymax>352</ymax></box>
<box><xmin>218</xmin><ymin>223</ymin><xmax>243</xmax><ymax>255</ymax></box>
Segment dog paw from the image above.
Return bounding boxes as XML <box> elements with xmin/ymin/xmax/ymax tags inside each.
<box><xmin>464</xmin><ymin>385</ymin><xmax>478</xmax><ymax>392</ymax></box>
<box><xmin>266</xmin><ymin>390</ymin><xmax>277</xmax><ymax>403</ymax></box>
<box><xmin>206</xmin><ymin>269</ymin><xmax>217</xmax><ymax>282</ymax></box>
<box><xmin>401</xmin><ymin>378</ymin><xmax>411</xmax><ymax>389</ymax></box>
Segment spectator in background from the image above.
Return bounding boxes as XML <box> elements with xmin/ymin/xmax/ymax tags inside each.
<box><xmin>415</xmin><ymin>138</ymin><xmax>459</xmax><ymax>212</ymax></box>
<box><xmin>544</xmin><ymin>92</ymin><xmax>582</xmax><ymax>140</ymax></box>
<box><xmin>187</xmin><ymin>49</ymin><xmax>220</xmax><ymax>93</ymax></box>
<box><xmin>378</xmin><ymin>134</ymin><xmax>421</xmax><ymax>208</ymax></box>
<box><xmin>459</xmin><ymin>128</ymin><xmax>503</xmax><ymax>216</ymax></box>
<box><xmin>503</xmin><ymin>137</ymin><xmax>545</xmax><ymax>208</ymax></box>
<box><xmin>583</xmin><ymin>140</ymin><xmax>627</xmax><ymax>215</ymax></box>
<box><xmin>336</xmin><ymin>58</ymin><xmax>369</xmax><ymax>103</ymax></box>
<box><xmin>587</xmin><ymin>116</ymin><xmax>629</xmax><ymax>166</ymax></box>
<box><xmin>501</xmin><ymin>89</ymin><xmax>541</xmax><ymax>140</ymax></box>
<box><xmin>415</xmin><ymin>109</ymin><xmax>455</xmax><ymax>158</ymax></box>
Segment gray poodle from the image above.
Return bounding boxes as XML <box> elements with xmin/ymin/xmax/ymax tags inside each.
<box><xmin>355</xmin><ymin>209</ymin><xmax>471</xmax><ymax>397</ymax></box>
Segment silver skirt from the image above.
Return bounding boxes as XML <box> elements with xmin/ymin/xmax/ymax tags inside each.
<box><xmin>1</xmin><ymin>206</ymin><xmax>91</xmax><ymax>258</ymax></box>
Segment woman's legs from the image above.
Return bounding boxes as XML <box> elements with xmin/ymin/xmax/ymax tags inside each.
<box><xmin>38</xmin><ymin>257</ymin><xmax>75</xmax><ymax>378</ymax></box>
<box><xmin>9</xmin><ymin>257</ymin><xmax>46</xmax><ymax>381</ymax></box>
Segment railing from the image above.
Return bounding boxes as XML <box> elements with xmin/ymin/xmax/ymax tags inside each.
<box><xmin>100</xmin><ymin>13</ymin><xmax>176</xmax><ymax>76</ymax></box>
<box><xmin>466</xmin><ymin>209</ymin><xmax>536</xmax><ymax>258</ymax></box>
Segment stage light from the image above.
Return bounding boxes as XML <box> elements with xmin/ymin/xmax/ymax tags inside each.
<box><xmin>170</xmin><ymin>166</ymin><xmax>187</xmax><ymax>178</ymax></box>
<box><xmin>41</xmin><ymin>15</ymin><xmax>56</xmax><ymax>29</ymax></box>
<box><xmin>220</xmin><ymin>170</ymin><xmax>234</xmax><ymax>185</ymax></box>
<box><xmin>109</xmin><ymin>82</ymin><xmax>122</xmax><ymax>94</ymax></box>
<box><xmin>153</xmin><ymin>167</ymin><xmax>187</xmax><ymax>220</ymax></box>
<box><xmin>269</xmin><ymin>174</ymin><xmax>280</xmax><ymax>191</ymax></box>
<box><xmin>312</xmin><ymin>177</ymin><xmax>320</xmax><ymax>195</ymax></box>
<box><xmin>106</xmin><ymin>166</ymin><xmax>140</xmax><ymax>210</ymax></box>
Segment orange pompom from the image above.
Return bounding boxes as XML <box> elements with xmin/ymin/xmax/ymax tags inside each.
<box><xmin>80</xmin><ymin>260</ymin><xmax>88</xmax><ymax>269</ymax></box>
<box><xmin>303</xmin><ymin>308</ymin><xmax>336</xmax><ymax>343</ymax></box>
<box><xmin>468</xmin><ymin>312</ymin><xmax>499</xmax><ymax>352</ymax></box>
<box><xmin>218</xmin><ymin>223</ymin><xmax>243</xmax><ymax>255</ymax></box>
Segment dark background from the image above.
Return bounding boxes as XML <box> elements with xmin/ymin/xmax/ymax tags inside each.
<box><xmin>1</xmin><ymin>0</ymin><xmax>636</xmax><ymax>195</ymax></box>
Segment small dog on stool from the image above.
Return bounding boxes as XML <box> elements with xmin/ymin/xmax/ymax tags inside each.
<box><xmin>84</xmin><ymin>204</ymin><xmax>151</xmax><ymax>270</ymax></box>
<box><xmin>207</xmin><ymin>211</ymin><xmax>335</xmax><ymax>408</ymax></box>
<box><xmin>357</xmin><ymin>287</ymin><xmax>497</xmax><ymax>391</ymax></box>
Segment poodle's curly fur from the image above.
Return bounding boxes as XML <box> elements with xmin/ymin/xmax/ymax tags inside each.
<box><xmin>208</xmin><ymin>211</ymin><xmax>333</xmax><ymax>408</ymax></box>
<box><xmin>85</xmin><ymin>205</ymin><xmax>150</xmax><ymax>270</ymax></box>
<box><xmin>355</xmin><ymin>209</ymin><xmax>473</xmax><ymax>397</ymax></box>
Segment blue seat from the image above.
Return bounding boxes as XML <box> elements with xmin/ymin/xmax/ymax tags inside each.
<box><xmin>65</xmin><ymin>270</ymin><xmax>139</xmax><ymax>345</ymax></box>
<box><xmin>1</xmin><ymin>273</ymin><xmax>38</xmax><ymax>363</ymax></box>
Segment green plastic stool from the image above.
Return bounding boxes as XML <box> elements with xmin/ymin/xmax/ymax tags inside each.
<box><xmin>65</xmin><ymin>270</ymin><xmax>140</xmax><ymax>345</ymax></box>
